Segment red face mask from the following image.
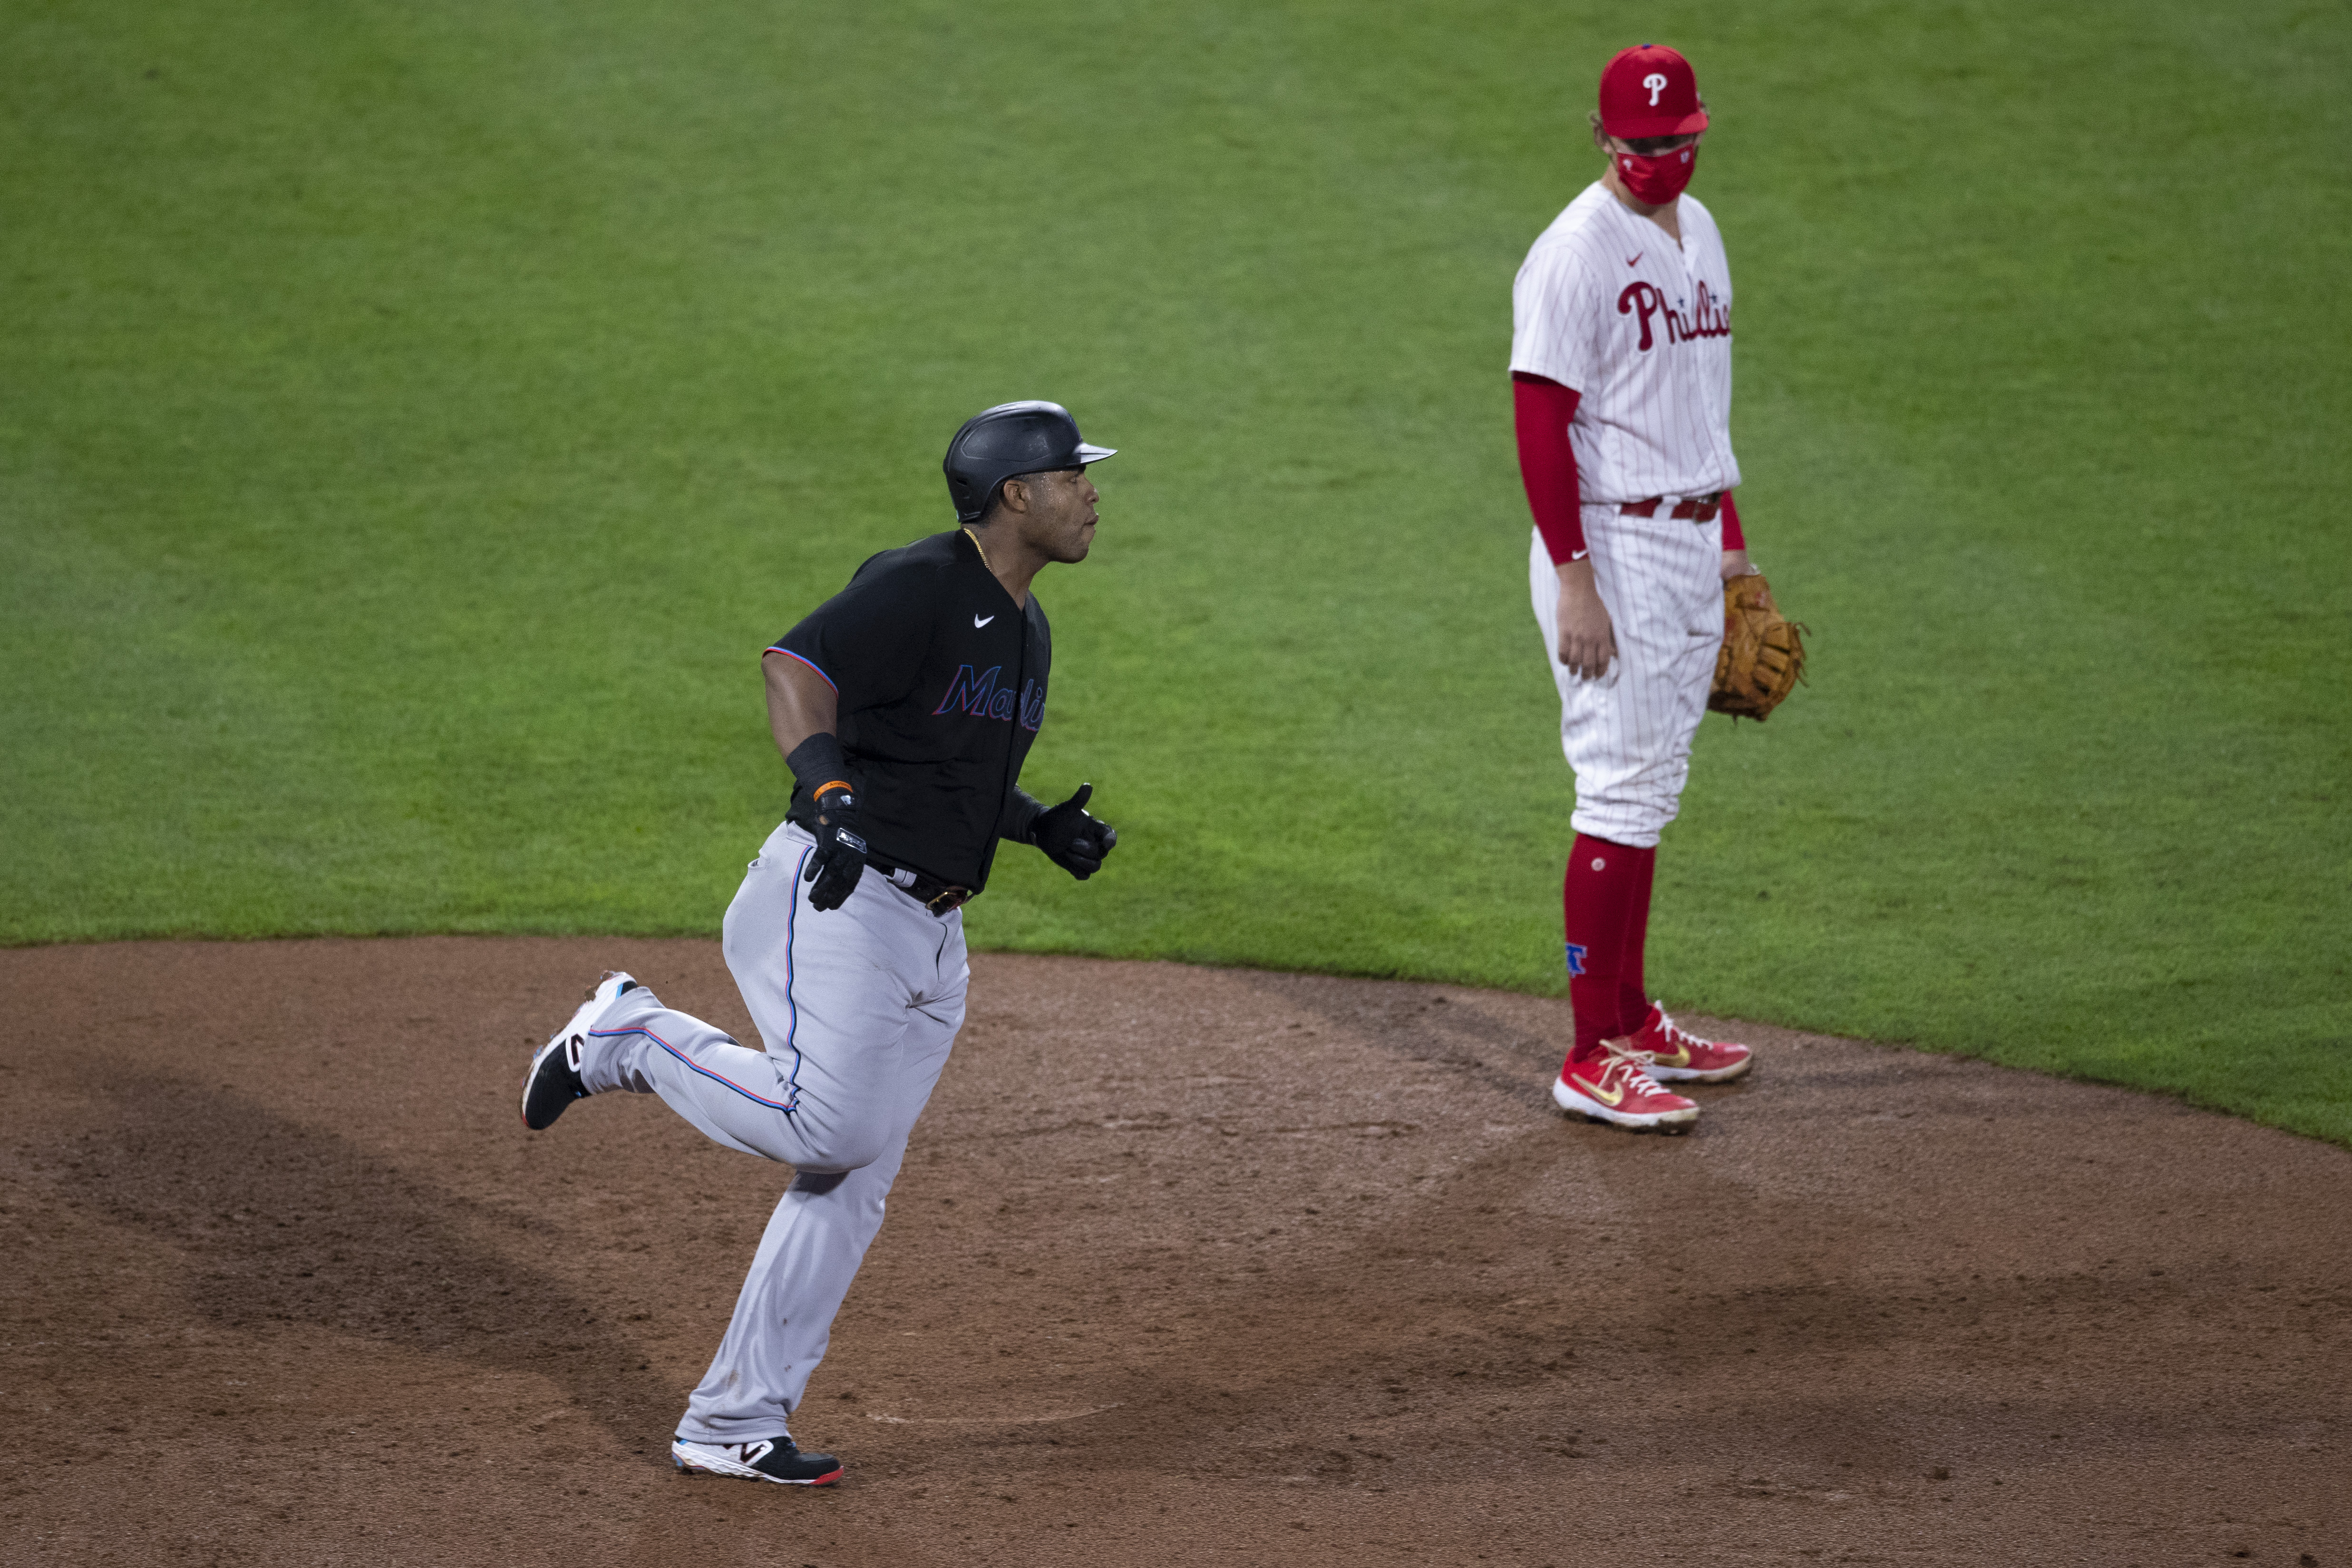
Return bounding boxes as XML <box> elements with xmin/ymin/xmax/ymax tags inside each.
<box><xmin>1614</xmin><ymin>142</ymin><xmax>1699</xmax><ymax>205</ymax></box>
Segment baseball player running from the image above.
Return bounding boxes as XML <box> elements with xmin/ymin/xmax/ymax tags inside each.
<box><xmin>519</xmin><ymin>401</ymin><xmax>1121</xmax><ymax>1483</ymax></box>
<box><xmin>1512</xmin><ymin>44</ymin><xmax>1764</xmax><ymax>1131</ymax></box>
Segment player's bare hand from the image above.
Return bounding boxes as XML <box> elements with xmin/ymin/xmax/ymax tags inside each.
<box><xmin>1720</xmin><ymin>548</ymin><xmax>1772</xmax><ymax>606</ymax></box>
<box><xmin>1555</xmin><ymin>559</ymin><xmax>1616</xmax><ymax>679</ymax></box>
<box><xmin>1032</xmin><ymin>783</ymin><xmax>1117</xmax><ymax>880</ymax></box>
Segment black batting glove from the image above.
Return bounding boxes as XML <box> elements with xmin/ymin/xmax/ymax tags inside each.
<box><xmin>1030</xmin><ymin>782</ymin><xmax>1118</xmax><ymax>881</ymax></box>
<box><xmin>786</xmin><ymin>734</ymin><xmax>867</xmax><ymax>913</ymax></box>
<box><xmin>802</xmin><ymin>782</ymin><xmax>868</xmax><ymax>911</ymax></box>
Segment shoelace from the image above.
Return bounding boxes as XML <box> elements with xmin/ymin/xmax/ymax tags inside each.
<box><xmin>1597</xmin><ymin>1043</ymin><xmax>1670</xmax><ymax>1096</ymax></box>
<box><xmin>1650</xmin><ymin>1010</ymin><xmax>1710</xmax><ymax>1053</ymax></box>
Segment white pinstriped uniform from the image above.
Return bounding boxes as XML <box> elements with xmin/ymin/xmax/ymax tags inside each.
<box><xmin>1512</xmin><ymin>182</ymin><xmax>1739</xmax><ymax>848</ymax></box>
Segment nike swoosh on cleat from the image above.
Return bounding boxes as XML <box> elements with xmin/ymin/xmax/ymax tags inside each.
<box><xmin>974</xmin><ymin>614</ymin><xmax>995</xmax><ymax>628</ymax></box>
<box><xmin>1575</xmin><ymin>1075</ymin><xmax>1626</xmax><ymax>1107</ymax></box>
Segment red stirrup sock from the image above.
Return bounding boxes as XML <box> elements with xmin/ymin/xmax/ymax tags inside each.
<box><xmin>1562</xmin><ymin>834</ymin><xmax>1643</xmax><ymax>1065</ymax></box>
<box><xmin>1616</xmin><ymin>845</ymin><xmax>1658</xmax><ymax>1033</ymax></box>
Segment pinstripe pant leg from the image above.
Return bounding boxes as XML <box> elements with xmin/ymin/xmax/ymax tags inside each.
<box><xmin>1528</xmin><ymin>516</ymin><xmax>1722</xmax><ymax>849</ymax></box>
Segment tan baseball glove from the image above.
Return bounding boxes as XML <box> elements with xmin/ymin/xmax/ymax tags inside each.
<box><xmin>1708</xmin><ymin>571</ymin><xmax>1807</xmax><ymax>721</ymax></box>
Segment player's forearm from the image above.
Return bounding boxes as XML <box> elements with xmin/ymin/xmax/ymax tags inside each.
<box><xmin>996</xmin><ymin>786</ymin><xmax>1045</xmax><ymax>844</ymax></box>
<box><xmin>1513</xmin><ymin>373</ymin><xmax>1587</xmax><ymax>563</ymax></box>
<box><xmin>763</xmin><ymin>649</ymin><xmax>840</xmax><ymax>761</ymax></box>
<box><xmin>1718</xmin><ymin>493</ymin><xmax>1759</xmax><ymax>580</ymax></box>
<box><xmin>1719</xmin><ymin>490</ymin><xmax>1746</xmax><ymax>552</ymax></box>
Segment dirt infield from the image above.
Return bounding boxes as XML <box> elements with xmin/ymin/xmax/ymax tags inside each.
<box><xmin>3</xmin><ymin>937</ymin><xmax>2346</xmax><ymax>1566</ymax></box>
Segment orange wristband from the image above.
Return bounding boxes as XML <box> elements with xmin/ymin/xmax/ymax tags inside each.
<box><xmin>814</xmin><ymin>779</ymin><xmax>853</xmax><ymax>798</ymax></box>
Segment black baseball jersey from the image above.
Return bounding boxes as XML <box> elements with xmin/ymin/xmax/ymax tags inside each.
<box><xmin>768</xmin><ymin>528</ymin><xmax>1048</xmax><ymax>892</ymax></box>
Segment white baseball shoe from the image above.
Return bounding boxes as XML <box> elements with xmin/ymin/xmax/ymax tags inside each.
<box><xmin>520</xmin><ymin>971</ymin><xmax>640</xmax><ymax>1131</ymax></box>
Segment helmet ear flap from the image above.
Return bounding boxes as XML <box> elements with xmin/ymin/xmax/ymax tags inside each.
<box><xmin>944</xmin><ymin>458</ymin><xmax>993</xmax><ymax>524</ymax></box>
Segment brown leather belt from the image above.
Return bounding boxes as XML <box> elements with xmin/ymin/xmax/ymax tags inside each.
<box><xmin>1619</xmin><ymin>492</ymin><xmax>1723</xmax><ymax>522</ymax></box>
<box><xmin>869</xmin><ymin>857</ymin><xmax>973</xmax><ymax>916</ymax></box>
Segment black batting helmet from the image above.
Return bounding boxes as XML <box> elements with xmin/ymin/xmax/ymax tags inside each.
<box><xmin>942</xmin><ymin>401</ymin><xmax>1116</xmax><ymax>524</ymax></box>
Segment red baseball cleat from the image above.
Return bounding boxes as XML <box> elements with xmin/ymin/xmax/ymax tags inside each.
<box><xmin>1552</xmin><ymin>1045</ymin><xmax>1700</xmax><ymax>1131</ymax></box>
<box><xmin>1624</xmin><ymin>1004</ymin><xmax>1754</xmax><ymax>1082</ymax></box>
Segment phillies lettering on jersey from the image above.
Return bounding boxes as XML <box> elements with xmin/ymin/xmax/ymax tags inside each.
<box><xmin>1616</xmin><ymin>278</ymin><xmax>1731</xmax><ymax>351</ymax></box>
<box><xmin>1509</xmin><ymin>183</ymin><xmax>1740</xmax><ymax>504</ymax></box>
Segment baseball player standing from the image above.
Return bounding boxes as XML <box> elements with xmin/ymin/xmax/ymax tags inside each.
<box><xmin>519</xmin><ymin>401</ymin><xmax>1121</xmax><ymax>1483</ymax></box>
<box><xmin>1513</xmin><ymin>44</ymin><xmax>1763</xmax><ymax>1130</ymax></box>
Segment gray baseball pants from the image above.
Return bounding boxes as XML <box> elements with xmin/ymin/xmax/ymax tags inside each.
<box><xmin>576</xmin><ymin>820</ymin><xmax>968</xmax><ymax>1445</ymax></box>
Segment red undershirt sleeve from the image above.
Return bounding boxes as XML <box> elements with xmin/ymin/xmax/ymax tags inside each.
<box><xmin>1720</xmin><ymin>490</ymin><xmax>1746</xmax><ymax>551</ymax></box>
<box><xmin>1512</xmin><ymin>371</ymin><xmax>1585</xmax><ymax>565</ymax></box>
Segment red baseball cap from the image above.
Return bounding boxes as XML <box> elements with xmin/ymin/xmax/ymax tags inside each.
<box><xmin>1597</xmin><ymin>44</ymin><xmax>1708</xmax><ymax>139</ymax></box>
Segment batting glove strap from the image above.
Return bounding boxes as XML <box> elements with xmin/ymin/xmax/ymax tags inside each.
<box><xmin>802</xmin><ymin>808</ymin><xmax>867</xmax><ymax>911</ymax></box>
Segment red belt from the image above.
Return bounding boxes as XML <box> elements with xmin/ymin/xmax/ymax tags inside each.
<box><xmin>1619</xmin><ymin>492</ymin><xmax>1722</xmax><ymax>522</ymax></box>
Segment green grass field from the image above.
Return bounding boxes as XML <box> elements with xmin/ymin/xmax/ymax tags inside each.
<box><xmin>5</xmin><ymin>0</ymin><xmax>2347</xmax><ymax>1141</ymax></box>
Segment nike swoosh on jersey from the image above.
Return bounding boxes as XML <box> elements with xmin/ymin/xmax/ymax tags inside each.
<box><xmin>974</xmin><ymin>614</ymin><xmax>995</xmax><ymax>628</ymax></box>
<box><xmin>1626</xmin><ymin>252</ymin><xmax>1643</xmax><ymax>266</ymax></box>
